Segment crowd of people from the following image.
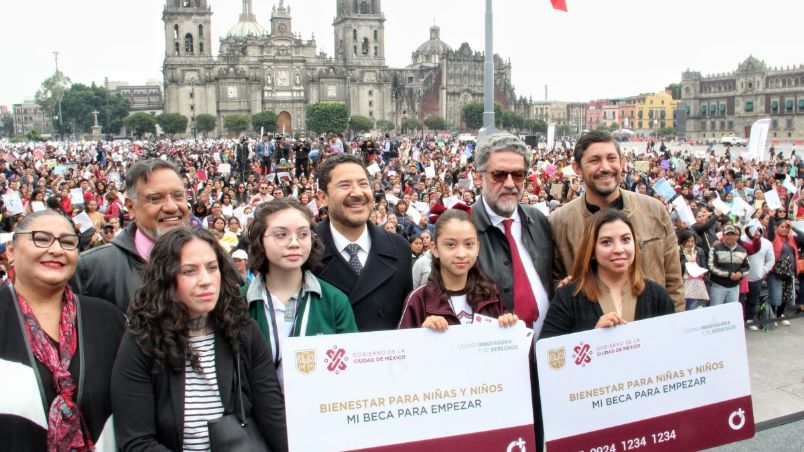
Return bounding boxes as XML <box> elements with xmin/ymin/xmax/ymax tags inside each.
<box><xmin>0</xmin><ymin>127</ymin><xmax>802</xmax><ymax>451</ymax></box>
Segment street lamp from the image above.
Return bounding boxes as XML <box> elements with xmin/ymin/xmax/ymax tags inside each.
<box><xmin>190</xmin><ymin>77</ymin><xmax>197</xmax><ymax>139</ymax></box>
<box><xmin>53</xmin><ymin>51</ymin><xmax>63</xmax><ymax>140</ymax></box>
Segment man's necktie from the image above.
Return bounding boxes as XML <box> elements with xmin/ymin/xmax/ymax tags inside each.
<box><xmin>345</xmin><ymin>243</ymin><xmax>363</xmax><ymax>275</ymax></box>
<box><xmin>502</xmin><ymin>218</ymin><xmax>538</xmax><ymax>324</ymax></box>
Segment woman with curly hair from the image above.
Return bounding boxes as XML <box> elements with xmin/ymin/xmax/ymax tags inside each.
<box><xmin>111</xmin><ymin>227</ymin><xmax>288</xmax><ymax>452</ymax></box>
<box><xmin>244</xmin><ymin>198</ymin><xmax>357</xmax><ymax>387</ymax></box>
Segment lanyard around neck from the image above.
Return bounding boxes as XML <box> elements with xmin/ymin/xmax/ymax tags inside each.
<box><xmin>264</xmin><ymin>284</ymin><xmax>306</xmax><ymax>368</ymax></box>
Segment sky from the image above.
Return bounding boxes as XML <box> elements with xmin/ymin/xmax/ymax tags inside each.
<box><xmin>2</xmin><ymin>0</ymin><xmax>802</xmax><ymax>108</ymax></box>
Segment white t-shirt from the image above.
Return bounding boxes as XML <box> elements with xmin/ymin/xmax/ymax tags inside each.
<box><xmin>448</xmin><ymin>293</ymin><xmax>473</xmax><ymax>325</ymax></box>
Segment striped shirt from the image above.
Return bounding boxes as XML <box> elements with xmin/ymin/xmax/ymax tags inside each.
<box><xmin>183</xmin><ymin>334</ymin><xmax>224</xmax><ymax>452</ymax></box>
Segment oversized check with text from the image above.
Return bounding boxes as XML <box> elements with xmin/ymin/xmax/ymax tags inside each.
<box><xmin>536</xmin><ymin>302</ymin><xmax>754</xmax><ymax>451</ymax></box>
<box><xmin>283</xmin><ymin>323</ymin><xmax>535</xmax><ymax>451</ymax></box>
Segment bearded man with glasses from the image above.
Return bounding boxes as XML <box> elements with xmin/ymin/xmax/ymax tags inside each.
<box><xmin>71</xmin><ymin>159</ymin><xmax>190</xmax><ymax>311</ymax></box>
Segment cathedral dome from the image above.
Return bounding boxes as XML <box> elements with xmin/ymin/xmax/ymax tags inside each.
<box><xmin>415</xmin><ymin>25</ymin><xmax>452</xmax><ymax>56</ymax></box>
<box><xmin>227</xmin><ymin>18</ymin><xmax>266</xmax><ymax>38</ymax></box>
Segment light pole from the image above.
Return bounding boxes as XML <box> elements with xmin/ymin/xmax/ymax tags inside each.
<box><xmin>190</xmin><ymin>77</ymin><xmax>197</xmax><ymax>139</ymax></box>
<box><xmin>479</xmin><ymin>0</ymin><xmax>499</xmax><ymax>138</ymax></box>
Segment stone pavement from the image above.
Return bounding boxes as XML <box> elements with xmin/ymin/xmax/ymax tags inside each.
<box><xmin>708</xmin><ymin>311</ymin><xmax>804</xmax><ymax>450</ymax></box>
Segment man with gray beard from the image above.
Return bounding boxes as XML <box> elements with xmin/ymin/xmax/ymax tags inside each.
<box><xmin>71</xmin><ymin>159</ymin><xmax>190</xmax><ymax>311</ymax></box>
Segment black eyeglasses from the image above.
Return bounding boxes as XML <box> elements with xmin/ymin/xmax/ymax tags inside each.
<box><xmin>15</xmin><ymin>231</ymin><xmax>80</xmax><ymax>250</ymax></box>
<box><xmin>487</xmin><ymin>170</ymin><xmax>526</xmax><ymax>183</ymax></box>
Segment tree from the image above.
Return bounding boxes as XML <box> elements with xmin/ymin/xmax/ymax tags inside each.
<box><xmin>306</xmin><ymin>103</ymin><xmax>349</xmax><ymax>134</ymax></box>
<box><xmin>423</xmin><ymin>115</ymin><xmax>447</xmax><ymax>132</ymax></box>
<box><xmin>461</xmin><ymin>101</ymin><xmax>502</xmax><ymax>130</ymax></box>
<box><xmin>556</xmin><ymin>124</ymin><xmax>574</xmax><ymax>137</ymax></box>
<box><xmin>665</xmin><ymin>83</ymin><xmax>681</xmax><ymax>100</ymax></box>
<box><xmin>26</xmin><ymin>129</ymin><xmax>42</xmax><ymax>142</ymax></box>
<box><xmin>251</xmin><ymin>111</ymin><xmax>278</xmax><ymax>133</ymax></box>
<box><xmin>523</xmin><ymin>118</ymin><xmax>547</xmax><ymax>134</ymax></box>
<box><xmin>375</xmin><ymin>119</ymin><xmax>395</xmax><ymax>132</ymax></box>
<box><xmin>350</xmin><ymin>115</ymin><xmax>374</xmax><ymax>134</ymax></box>
<box><xmin>195</xmin><ymin>114</ymin><xmax>217</xmax><ymax>137</ymax></box>
<box><xmin>156</xmin><ymin>112</ymin><xmax>188</xmax><ymax>139</ymax></box>
<box><xmin>500</xmin><ymin>110</ymin><xmax>524</xmax><ymax>131</ymax></box>
<box><xmin>124</xmin><ymin>112</ymin><xmax>157</xmax><ymax>139</ymax></box>
<box><xmin>35</xmin><ymin>71</ymin><xmax>71</xmax><ymax>134</ymax></box>
<box><xmin>401</xmin><ymin>118</ymin><xmax>421</xmax><ymax>133</ymax></box>
<box><xmin>223</xmin><ymin>114</ymin><xmax>251</xmax><ymax>136</ymax></box>
<box><xmin>658</xmin><ymin>127</ymin><xmax>677</xmax><ymax>137</ymax></box>
<box><xmin>1</xmin><ymin>113</ymin><xmax>13</xmax><ymax>137</ymax></box>
<box><xmin>61</xmin><ymin>83</ymin><xmax>129</xmax><ymax>136</ymax></box>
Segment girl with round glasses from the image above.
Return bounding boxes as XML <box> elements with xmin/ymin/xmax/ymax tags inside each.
<box><xmin>244</xmin><ymin>198</ymin><xmax>357</xmax><ymax>387</ymax></box>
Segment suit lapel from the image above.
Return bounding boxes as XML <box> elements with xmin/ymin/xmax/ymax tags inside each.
<box><xmin>168</xmin><ymin>367</ymin><xmax>185</xmax><ymax>447</ymax></box>
<box><xmin>348</xmin><ymin>224</ymin><xmax>398</xmax><ymax>303</ymax></box>
<box><xmin>315</xmin><ymin>220</ymin><xmax>358</xmax><ymax>298</ymax></box>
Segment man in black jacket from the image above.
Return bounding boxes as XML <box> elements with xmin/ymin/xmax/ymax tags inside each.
<box><xmin>707</xmin><ymin>224</ymin><xmax>750</xmax><ymax>305</ymax></box>
<box><xmin>71</xmin><ymin>159</ymin><xmax>190</xmax><ymax>311</ymax></box>
<box><xmin>313</xmin><ymin>154</ymin><xmax>412</xmax><ymax>331</ymax></box>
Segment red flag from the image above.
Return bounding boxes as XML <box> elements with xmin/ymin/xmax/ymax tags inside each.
<box><xmin>551</xmin><ymin>0</ymin><xmax>567</xmax><ymax>11</ymax></box>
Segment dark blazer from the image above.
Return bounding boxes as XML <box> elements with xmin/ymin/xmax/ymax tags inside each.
<box><xmin>0</xmin><ymin>285</ymin><xmax>124</xmax><ymax>452</ymax></box>
<box><xmin>539</xmin><ymin>280</ymin><xmax>676</xmax><ymax>340</ymax></box>
<box><xmin>111</xmin><ymin>320</ymin><xmax>288</xmax><ymax>452</ymax></box>
<box><xmin>314</xmin><ymin>220</ymin><xmax>413</xmax><ymax>331</ymax></box>
<box><xmin>473</xmin><ymin>197</ymin><xmax>555</xmax><ymax>313</ymax></box>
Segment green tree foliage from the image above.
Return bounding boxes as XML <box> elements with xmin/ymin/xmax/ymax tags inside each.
<box><xmin>61</xmin><ymin>83</ymin><xmax>130</xmax><ymax>135</ymax></box>
<box><xmin>26</xmin><ymin>129</ymin><xmax>42</xmax><ymax>142</ymax></box>
<box><xmin>306</xmin><ymin>103</ymin><xmax>349</xmax><ymax>134</ymax></box>
<box><xmin>462</xmin><ymin>101</ymin><xmax>503</xmax><ymax>129</ymax></box>
<box><xmin>556</xmin><ymin>124</ymin><xmax>574</xmax><ymax>137</ymax></box>
<box><xmin>665</xmin><ymin>83</ymin><xmax>681</xmax><ymax>100</ymax></box>
<box><xmin>223</xmin><ymin>114</ymin><xmax>251</xmax><ymax>136</ymax></box>
<box><xmin>1</xmin><ymin>113</ymin><xmax>13</xmax><ymax>137</ymax></box>
<box><xmin>375</xmin><ymin>119</ymin><xmax>395</xmax><ymax>132</ymax></box>
<box><xmin>401</xmin><ymin>118</ymin><xmax>421</xmax><ymax>133</ymax></box>
<box><xmin>156</xmin><ymin>113</ymin><xmax>188</xmax><ymax>139</ymax></box>
<box><xmin>523</xmin><ymin>118</ymin><xmax>548</xmax><ymax>134</ymax></box>
<box><xmin>423</xmin><ymin>115</ymin><xmax>448</xmax><ymax>132</ymax></box>
<box><xmin>35</xmin><ymin>71</ymin><xmax>71</xmax><ymax>133</ymax></box>
<box><xmin>658</xmin><ymin>127</ymin><xmax>677</xmax><ymax>137</ymax></box>
<box><xmin>124</xmin><ymin>112</ymin><xmax>157</xmax><ymax>139</ymax></box>
<box><xmin>350</xmin><ymin>115</ymin><xmax>374</xmax><ymax>134</ymax></box>
<box><xmin>195</xmin><ymin>114</ymin><xmax>217</xmax><ymax>137</ymax></box>
<box><xmin>500</xmin><ymin>110</ymin><xmax>525</xmax><ymax>131</ymax></box>
<box><xmin>252</xmin><ymin>111</ymin><xmax>278</xmax><ymax>133</ymax></box>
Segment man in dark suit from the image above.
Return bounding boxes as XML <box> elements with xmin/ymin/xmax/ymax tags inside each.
<box><xmin>314</xmin><ymin>153</ymin><xmax>412</xmax><ymax>331</ymax></box>
<box><xmin>472</xmin><ymin>133</ymin><xmax>553</xmax><ymax>452</ymax></box>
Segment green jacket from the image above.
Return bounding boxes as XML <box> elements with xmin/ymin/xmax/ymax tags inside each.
<box><xmin>244</xmin><ymin>270</ymin><xmax>358</xmax><ymax>346</ymax></box>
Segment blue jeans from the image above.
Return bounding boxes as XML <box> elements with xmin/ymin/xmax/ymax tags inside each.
<box><xmin>767</xmin><ymin>273</ymin><xmax>794</xmax><ymax>307</ymax></box>
<box><xmin>710</xmin><ymin>283</ymin><xmax>739</xmax><ymax>306</ymax></box>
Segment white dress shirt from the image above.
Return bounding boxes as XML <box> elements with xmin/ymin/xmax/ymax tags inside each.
<box><xmin>330</xmin><ymin>223</ymin><xmax>372</xmax><ymax>268</ymax></box>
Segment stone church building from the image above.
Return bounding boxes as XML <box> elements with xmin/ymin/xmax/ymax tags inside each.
<box><xmin>162</xmin><ymin>0</ymin><xmax>525</xmax><ymax>135</ymax></box>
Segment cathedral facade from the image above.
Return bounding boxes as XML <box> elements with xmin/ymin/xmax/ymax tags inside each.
<box><xmin>162</xmin><ymin>0</ymin><xmax>524</xmax><ymax>136</ymax></box>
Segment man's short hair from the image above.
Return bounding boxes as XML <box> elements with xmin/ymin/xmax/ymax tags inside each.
<box><xmin>317</xmin><ymin>153</ymin><xmax>370</xmax><ymax>194</ymax></box>
<box><xmin>574</xmin><ymin>130</ymin><xmax>621</xmax><ymax>165</ymax></box>
<box><xmin>125</xmin><ymin>159</ymin><xmax>181</xmax><ymax>200</ymax></box>
<box><xmin>474</xmin><ymin>133</ymin><xmax>529</xmax><ymax>172</ymax></box>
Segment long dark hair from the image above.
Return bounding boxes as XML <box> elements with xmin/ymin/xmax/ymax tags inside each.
<box><xmin>127</xmin><ymin>227</ymin><xmax>249</xmax><ymax>373</ymax></box>
<box><xmin>426</xmin><ymin>209</ymin><xmax>497</xmax><ymax>310</ymax></box>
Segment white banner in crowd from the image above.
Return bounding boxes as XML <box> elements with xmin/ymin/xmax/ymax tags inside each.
<box><xmin>744</xmin><ymin>118</ymin><xmax>771</xmax><ymax>161</ymax></box>
<box><xmin>536</xmin><ymin>303</ymin><xmax>754</xmax><ymax>451</ymax></box>
<box><xmin>283</xmin><ymin>324</ymin><xmax>535</xmax><ymax>451</ymax></box>
<box><xmin>547</xmin><ymin>123</ymin><xmax>556</xmax><ymax>150</ymax></box>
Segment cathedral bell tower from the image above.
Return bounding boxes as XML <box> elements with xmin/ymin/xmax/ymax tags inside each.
<box><xmin>163</xmin><ymin>0</ymin><xmax>212</xmax><ymax>59</ymax></box>
<box><xmin>333</xmin><ymin>0</ymin><xmax>386</xmax><ymax>67</ymax></box>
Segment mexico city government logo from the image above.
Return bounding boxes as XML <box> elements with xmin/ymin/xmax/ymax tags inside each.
<box><xmin>547</xmin><ymin>347</ymin><xmax>566</xmax><ymax>370</ymax></box>
<box><xmin>294</xmin><ymin>349</ymin><xmax>316</xmax><ymax>375</ymax></box>
<box><xmin>325</xmin><ymin>345</ymin><xmax>348</xmax><ymax>374</ymax></box>
<box><xmin>572</xmin><ymin>342</ymin><xmax>592</xmax><ymax>367</ymax></box>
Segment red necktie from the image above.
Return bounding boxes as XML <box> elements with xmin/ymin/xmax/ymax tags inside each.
<box><xmin>502</xmin><ymin>218</ymin><xmax>539</xmax><ymax>324</ymax></box>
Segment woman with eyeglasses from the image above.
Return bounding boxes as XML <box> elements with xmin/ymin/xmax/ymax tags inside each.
<box><xmin>0</xmin><ymin>209</ymin><xmax>125</xmax><ymax>451</ymax></box>
<box><xmin>244</xmin><ymin>198</ymin><xmax>357</xmax><ymax>387</ymax></box>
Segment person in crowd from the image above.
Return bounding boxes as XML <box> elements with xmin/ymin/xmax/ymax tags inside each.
<box><xmin>399</xmin><ymin>208</ymin><xmax>518</xmax><ymax>330</ymax></box>
<box><xmin>550</xmin><ymin>130</ymin><xmax>684</xmax><ymax>312</ymax></box>
<box><xmin>249</xmin><ymin>181</ymin><xmax>274</xmax><ymax>207</ymax></box>
<box><xmin>313</xmin><ymin>153</ymin><xmax>412</xmax><ymax>331</ymax></box>
<box><xmin>707</xmin><ymin>224</ymin><xmax>750</xmax><ymax>306</ymax></box>
<box><xmin>409</xmin><ymin>234</ymin><xmax>424</xmax><ymax>263</ymax></box>
<box><xmin>0</xmin><ymin>209</ymin><xmax>124</xmax><ymax>451</ymax></box>
<box><xmin>744</xmin><ymin>222</ymin><xmax>775</xmax><ymax>330</ymax></box>
<box><xmin>189</xmin><ymin>202</ymin><xmax>208</xmax><ymax>228</ymax></box>
<box><xmin>244</xmin><ymin>199</ymin><xmax>357</xmax><ymax>385</ymax></box>
<box><xmin>255</xmin><ymin>133</ymin><xmax>274</xmax><ymax>176</ymax></box>
<box><xmin>678</xmin><ymin>229</ymin><xmax>709</xmax><ymax>310</ymax></box>
<box><xmin>766</xmin><ymin>214</ymin><xmax>804</xmax><ymax>325</ymax></box>
<box><xmin>85</xmin><ymin>198</ymin><xmax>105</xmax><ymax>232</ymax></box>
<box><xmin>72</xmin><ymin>159</ymin><xmax>190</xmax><ymax>311</ymax></box>
<box><xmin>232</xmin><ymin>248</ymin><xmax>254</xmax><ymax>287</ymax></box>
<box><xmin>89</xmin><ymin>222</ymin><xmax>117</xmax><ymax>249</ymax></box>
<box><xmin>111</xmin><ymin>227</ymin><xmax>288</xmax><ymax>452</ymax></box>
<box><xmin>540</xmin><ymin>209</ymin><xmax>676</xmax><ymax>338</ymax></box>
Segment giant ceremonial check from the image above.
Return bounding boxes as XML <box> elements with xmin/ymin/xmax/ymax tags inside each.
<box><xmin>536</xmin><ymin>302</ymin><xmax>754</xmax><ymax>451</ymax></box>
<box><xmin>282</xmin><ymin>323</ymin><xmax>535</xmax><ymax>451</ymax></box>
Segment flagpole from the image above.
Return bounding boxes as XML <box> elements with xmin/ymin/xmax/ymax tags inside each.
<box><xmin>479</xmin><ymin>0</ymin><xmax>498</xmax><ymax>138</ymax></box>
